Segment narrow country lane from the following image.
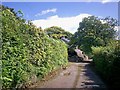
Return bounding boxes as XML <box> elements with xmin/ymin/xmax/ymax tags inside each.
<box><xmin>31</xmin><ymin>61</ymin><xmax>107</xmax><ymax>89</ymax></box>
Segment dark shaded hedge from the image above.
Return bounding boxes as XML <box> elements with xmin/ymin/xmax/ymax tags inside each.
<box><xmin>1</xmin><ymin>7</ymin><xmax>68</xmax><ymax>88</ymax></box>
<box><xmin>92</xmin><ymin>40</ymin><xmax>120</xmax><ymax>89</ymax></box>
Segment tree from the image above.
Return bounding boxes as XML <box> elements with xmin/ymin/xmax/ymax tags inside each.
<box><xmin>44</xmin><ymin>26</ymin><xmax>73</xmax><ymax>39</ymax></box>
<box><xmin>70</xmin><ymin>16</ymin><xmax>117</xmax><ymax>54</ymax></box>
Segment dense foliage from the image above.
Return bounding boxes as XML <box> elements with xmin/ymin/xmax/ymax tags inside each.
<box><xmin>1</xmin><ymin>5</ymin><xmax>119</xmax><ymax>89</ymax></box>
<box><xmin>92</xmin><ymin>40</ymin><xmax>120</xmax><ymax>89</ymax></box>
<box><xmin>69</xmin><ymin>16</ymin><xmax>117</xmax><ymax>56</ymax></box>
<box><xmin>1</xmin><ymin>6</ymin><xmax>68</xmax><ymax>88</ymax></box>
<box><xmin>69</xmin><ymin>15</ymin><xmax>120</xmax><ymax>88</ymax></box>
<box><xmin>44</xmin><ymin>26</ymin><xmax>73</xmax><ymax>39</ymax></box>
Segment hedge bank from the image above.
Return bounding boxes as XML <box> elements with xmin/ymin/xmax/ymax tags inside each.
<box><xmin>1</xmin><ymin>7</ymin><xmax>68</xmax><ymax>88</ymax></box>
<box><xmin>92</xmin><ymin>40</ymin><xmax>120</xmax><ymax>89</ymax></box>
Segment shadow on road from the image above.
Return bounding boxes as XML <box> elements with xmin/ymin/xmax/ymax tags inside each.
<box><xmin>69</xmin><ymin>56</ymin><xmax>107</xmax><ymax>89</ymax></box>
<box><xmin>79</xmin><ymin>63</ymin><xmax>108</xmax><ymax>90</ymax></box>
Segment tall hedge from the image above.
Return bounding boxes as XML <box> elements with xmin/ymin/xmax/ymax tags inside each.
<box><xmin>1</xmin><ymin>6</ymin><xmax>68</xmax><ymax>88</ymax></box>
<box><xmin>92</xmin><ymin>40</ymin><xmax>120</xmax><ymax>89</ymax></box>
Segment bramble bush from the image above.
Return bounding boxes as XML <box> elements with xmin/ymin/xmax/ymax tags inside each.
<box><xmin>1</xmin><ymin>6</ymin><xmax>68</xmax><ymax>88</ymax></box>
<box><xmin>92</xmin><ymin>40</ymin><xmax>120</xmax><ymax>89</ymax></box>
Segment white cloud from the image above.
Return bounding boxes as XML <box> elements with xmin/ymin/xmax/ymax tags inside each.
<box><xmin>101</xmin><ymin>0</ymin><xmax>112</xmax><ymax>3</ymax></box>
<box><xmin>84</xmin><ymin>0</ymin><xmax>119</xmax><ymax>3</ymax></box>
<box><xmin>35</xmin><ymin>8</ymin><xmax>57</xmax><ymax>17</ymax></box>
<box><xmin>32</xmin><ymin>13</ymin><xmax>92</xmax><ymax>34</ymax></box>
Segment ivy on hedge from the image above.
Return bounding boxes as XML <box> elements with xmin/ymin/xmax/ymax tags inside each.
<box><xmin>1</xmin><ymin>6</ymin><xmax>68</xmax><ymax>88</ymax></box>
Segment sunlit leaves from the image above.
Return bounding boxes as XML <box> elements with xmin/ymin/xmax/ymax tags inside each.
<box><xmin>2</xmin><ymin>6</ymin><xmax>68</xmax><ymax>88</ymax></box>
<box><xmin>70</xmin><ymin>16</ymin><xmax>117</xmax><ymax>55</ymax></box>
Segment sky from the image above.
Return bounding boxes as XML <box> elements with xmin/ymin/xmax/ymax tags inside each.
<box><xmin>2</xmin><ymin>1</ymin><xmax>119</xmax><ymax>34</ymax></box>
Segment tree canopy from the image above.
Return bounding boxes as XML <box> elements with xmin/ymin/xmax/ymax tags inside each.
<box><xmin>69</xmin><ymin>16</ymin><xmax>117</xmax><ymax>54</ymax></box>
<box><xmin>44</xmin><ymin>26</ymin><xmax>73</xmax><ymax>39</ymax></box>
